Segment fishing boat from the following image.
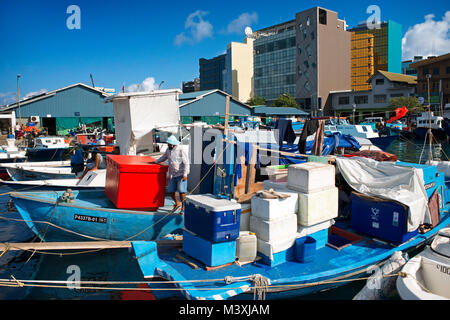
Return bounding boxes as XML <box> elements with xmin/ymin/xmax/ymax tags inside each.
<box><xmin>413</xmin><ymin>112</ymin><xmax>447</xmax><ymax>141</ymax></box>
<box><xmin>10</xmin><ymin>189</ymin><xmax>184</xmax><ymax>242</ymax></box>
<box><xmin>123</xmin><ymin>155</ymin><xmax>450</xmax><ymax>300</ymax></box>
<box><xmin>323</xmin><ymin>118</ymin><xmax>398</xmax><ymax>151</ymax></box>
<box><xmin>0</xmin><ymin>138</ymin><xmax>27</xmax><ymax>180</ymax></box>
<box><xmin>25</xmin><ymin>136</ymin><xmax>70</xmax><ymax>162</ymax></box>
<box><xmin>4</xmin><ymin>164</ymin><xmax>74</xmax><ymax>181</ymax></box>
<box><xmin>2</xmin><ymin>169</ymin><xmax>105</xmax><ymax>191</ymax></box>
<box><xmin>396</xmin><ymin>228</ymin><xmax>450</xmax><ymax>300</ymax></box>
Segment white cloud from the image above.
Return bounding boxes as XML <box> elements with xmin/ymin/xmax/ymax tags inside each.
<box><xmin>23</xmin><ymin>88</ymin><xmax>48</xmax><ymax>99</ymax></box>
<box><xmin>402</xmin><ymin>11</ymin><xmax>450</xmax><ymax>60</ymax></box>
<box><xmin>225</xmin><ymin>12</ymin><xmax>258</xmax><ymax>34</ymax></box>
<box><xmin>127</xmin><ymin>77</ymin><xmax>159</xmax><ymax>92</ymax></box>
<box><xmin>174</xmin><ymin>10</ymin><xmax>213</xmax><ymax>46</ymax></box>
<box><xmin>0</xmin><ymin>89</ymin><xmax>48</xmax><ymax>106</ymax></box>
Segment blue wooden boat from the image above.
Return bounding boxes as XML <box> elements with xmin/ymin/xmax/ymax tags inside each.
<box><xmin>25</xmin><ymin>137</ymin><xmax>70</xmax><ymax>162</ymax></box>
<box><xmin>10</xmin><ymin>190</ymin><xmax>185</xmax><ymax>242</ymax></box>
<box><xmin>131</xmin><ymin>213</ymin><xmax>450</xmax><ymax>300</ymax></box>
<box><xmin>368</xmin><ymin>135</ymin><xmax>399</xmax><ymax>151</ymax></box>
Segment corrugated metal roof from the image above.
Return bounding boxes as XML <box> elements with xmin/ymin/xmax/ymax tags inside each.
<box><xmin>252</xmin><ymin>106</ymin><xmax>309</xmax><ymax>116</ymax></box>
<box><xmin>369</xmin><ymin>70</ymin><xmax>417</xmax><ymax>85</ymax></box>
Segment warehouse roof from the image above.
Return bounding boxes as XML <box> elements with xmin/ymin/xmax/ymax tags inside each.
<box><xmin>252</xmin><ymin>105</ymin><xmax>309</xmax><ymax>116</ymax></box>
<box><xmin>1</xmin><ymin>83</ymin><xmax>113</xmax><ymax>111</ymax></box>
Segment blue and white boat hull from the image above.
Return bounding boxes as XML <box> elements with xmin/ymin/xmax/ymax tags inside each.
<box><xmin>10</xmin><ymin>190</ymin><xmax>185</xmax><ymax>242</ymax></box>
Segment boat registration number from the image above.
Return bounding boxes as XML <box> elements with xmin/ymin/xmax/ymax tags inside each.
<box><xmin>74</xmin><ymin>214</ymin><xmax>107</xmax><ymax>224</ymax></box>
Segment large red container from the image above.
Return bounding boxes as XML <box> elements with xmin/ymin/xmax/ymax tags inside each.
<box><xmin>105</xmin><ymin>155</ymin><xmax>168</xmax><ymax>211</ymax></box>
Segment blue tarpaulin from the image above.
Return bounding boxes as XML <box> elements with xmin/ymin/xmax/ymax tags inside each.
<box><xmin>260</xmin><ymin>133</ymin><xmax>361</xmax><ymax>165</ymax></box>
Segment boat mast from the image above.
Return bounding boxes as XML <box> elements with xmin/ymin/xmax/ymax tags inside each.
<box><xmin>427</xmin><ymin>74</ymin><xmax>432</xmax><ymax>163</ymax></box>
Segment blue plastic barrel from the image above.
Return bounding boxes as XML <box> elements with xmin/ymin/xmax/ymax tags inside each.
<box><xmin>7</xmin><ymin>135</ymin><xmax>14</xmax><ymax>139</ymax></box>
<box><xmin>295</xmin><ymin>236</ymin><xmax>316</xmax><ymax>263</ymax></box>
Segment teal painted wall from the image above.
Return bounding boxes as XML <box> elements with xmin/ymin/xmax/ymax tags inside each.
<box><xmin>388</xmin><ymin>20</ymin><xmax>402</xmax><ymax>74</ymax></box>
<box><xmin>13</xmin><ymin>85</ymin><xmax>113</xmax><ymax>118</ymax></box>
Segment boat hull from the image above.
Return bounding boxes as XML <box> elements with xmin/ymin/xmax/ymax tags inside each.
<box><xmin>6</xmin><ymin>167</ymin><xmax>74</xmax><ymax>181</ymax></box>
<box><xmin>413</xmin><ymin>128</ymin><xmax>448</xmax><ymax>141</ymax></box>
<box><xmin>10</xmin><ymin>191</ymin><xmax>185</xmax><ymax>242</ymax></box>
<box><xmin>368</xmin><ymin>135</ymin><xmax>399</xmax><ymax>151</ymax></box>
<box><xmin>26</xmin><ymin>148</ymin><xmax>69</xmax><ymax>162</ymax></box>
<box><xmin>134</xmin><ymin>214</ymin><xmax>450</xmax><ymax>300</ymax></box>
<box><xmin>0</xmin><ymin>157</ymin><xmax>27</xmax><ymax>180</ymax></box>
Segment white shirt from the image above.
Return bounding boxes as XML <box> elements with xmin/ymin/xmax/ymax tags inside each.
<box><xmin>155</xmin><ymin>145</ymin><xmax>190</xmax><ymax>179</ymax></box>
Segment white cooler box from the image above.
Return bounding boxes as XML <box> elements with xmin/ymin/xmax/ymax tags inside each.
<box><xmin>251</xmin><ymin>192</ymin><xmax>298</xmax><ymax>221</ymax></box>
<box><xmin>287</xmin><ymin>162</ymin><xmax>335</xmax><ymax>193</ymax></box>
<box><xmin>297</xmin><ymin>187</ymin><xmax>339</xmax><ymax>226</ymax></box>
<box><xmin>297</xmin><ymin>219</ymin><xmax>335</xmax><ymax>237</ymax></box>
<box><xmin>240</xmin><ymin>203</ymin><xmax>252</xmax><ymax>231</ymax></box>
<box><xmin>250</xmin><ymin>214</ymin><xmax>297</xmax><ymax>242</ymax></box>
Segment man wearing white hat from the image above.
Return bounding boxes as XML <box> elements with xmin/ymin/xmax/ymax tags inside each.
<box><xmin>153</xmin><ymin>135</ymin><xmax>190</xmax><ymax>213</ymax></box>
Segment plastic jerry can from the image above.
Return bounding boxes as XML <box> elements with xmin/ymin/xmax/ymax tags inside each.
<box><xmin>236</xmin><ymin>231</ymin><xmax>257</xmax><ymax>263</ymax></box>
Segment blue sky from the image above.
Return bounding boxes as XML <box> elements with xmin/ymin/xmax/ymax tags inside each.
<box><xmin>0</xmin><ymin>0</ymin><xmax>449</xmax><ymax>105</ymax></box>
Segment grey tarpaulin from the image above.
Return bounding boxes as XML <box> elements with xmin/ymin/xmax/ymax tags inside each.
<box><xmin>336</xmin><ymin>157</ymin><xmax>431</xmax><ymax>232</ymax></box>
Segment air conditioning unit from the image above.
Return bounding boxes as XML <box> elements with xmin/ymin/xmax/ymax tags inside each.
<box><xmin>30</xmin><ymin>116</ymin><xmax>40</xmax><ymax>123</ymax></box>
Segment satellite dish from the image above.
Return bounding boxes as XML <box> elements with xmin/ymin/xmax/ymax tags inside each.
<box><xmin>245</xmin><ymin>26</ymin><xmax>253</xmax><ymax>37</ymax></box>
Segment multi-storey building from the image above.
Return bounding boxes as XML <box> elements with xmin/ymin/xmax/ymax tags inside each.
<box><xmin>199</xmin><ymin>54</ymin><xmax>227</xmax><ymax>91</ymax></box>
<box><xmin>348</xmin><ymin>21</ymin><xmax>402</xmax><ymax>91</ymax></box>
<box><xmin>223</xmin><ymin>37</ymin><xmax>254</xmax><ymax>103</ymax></box>
<box><xmin>402</xmin><ymin>56</ymin><xmax>424</xmax><ymax>77</ymax></box>
<box><xmin>411</xmin><ymin>53</ymin><xmax>450</xmax><ymax>109</ymax></box>
<box><xmin>253</xmin><ymin>7</ymin><xmax>351</xmax><ymax>116</ymax></box>
<box><xmin>182</xmin><ymin>78</ymin><xmax>200</xmax><ymax>93</ymax></box>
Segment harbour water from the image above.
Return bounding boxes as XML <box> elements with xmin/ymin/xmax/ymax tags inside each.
<box><xmin>0</xmin><ymin>137</ymin><xmax>448</xmax><ymax>300</ymax></box>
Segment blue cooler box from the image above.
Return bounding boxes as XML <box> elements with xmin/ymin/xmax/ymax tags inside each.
<box><xmin>185</xmin><ymin>194</ymin><xmax>241</xmax><ymax>243</ymax></box>
<box><xmin>182</xmin><ymin>229</ymin><xmax>237</xmax><ymax>267</ymax></box>
<box><xmin>351</xmin><ymin>192</ymin><xmax>418</xmax><ymax>245</ymax></box>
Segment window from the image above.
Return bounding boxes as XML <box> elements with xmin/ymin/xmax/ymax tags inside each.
<box><xmin>375</xmin><ymin>78</ymin><xmax>384</xmax><ymax>85</ymax></box>
<box><xmin>391</xmin><ymin>93</ymin><xmax>403</xmax><ymax>98</ymax></box>
<box><xmin>447</xmin><ymin>66</ymin><xmax>450</xmax><ymax>74</ymax></box>
<box><xmin>306</xmin><ymin>46</ymin><xmax>312</xmax><ymax>57</ymax></box>
<box><xmin>354</xmin><ymin>96</ymin><xmax>368</xmax><ymax>104</ymax></box>
<box><xmin>311</xmin><ymin>32</ymin><xmax>315</xmax><ymax>40</ymax></box>
<box><xmin>304</xmin><ymin>60</ymin><xmax>309</xmax><ymax>68</ymax></box>
<box><xmin>319</xmin><ymin>9</ymin><xmax>327</xmax><ymax>25</ymax></box>
<box><xmin>297</xmin><ymin>66</ymin><xmax>303</xmax><ymax>77</ymax></box>
<box><xmin>339</xmin><ymin>96</ymin><xmax>350</xmax><ymax>105</ymax></box>
<box><xmin>433</xmin><ymin>67</ymin><xmax>440</xmax><ymax>75</ymax></box>
<box><xmin>423</xmin><ymin>68</ymin><xmax>429</xmax><ymax>76</ymax></box>
<box><xmin>374</xmin><ymin>95</ymin><xmax>387</xmax><ymax>104</ymax></box>
<box><xmin>306</xmin><ymin>17</ymin><xmax>311</xmax><ymax>26</ymax></box>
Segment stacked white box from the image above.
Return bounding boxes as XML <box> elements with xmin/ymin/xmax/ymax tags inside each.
<box><xmin>240</xmin><ymin>203</ymin><xmax>252</xmax><ymax>231</ymax></box>
<box><xmin>297</xmin><ymin>219</ymin><xmax>335</xmax><ymax>238</ymax></box>
<box><xmin>256</xmin><ymin>236</ymin><xmax>297</xmax><ymax>261</ymax></box>
<box><xmin>297</xmin><ymin>187</ymin><xmax>339</xmax><ymax>226</ymax></box>
<box><xmin>251</xmin><ymin>193</ymin><xmax>298</xmax><ymax>221</ymax></box>
<box><xmin>287</xmin><ymin>162</ymin><xmax>335</xmax><ymax>193</ymax></box>
<box><xmin>250</xmin><ymin>214</ymin><xmax>297</xmax><ymax>242</ymax></box>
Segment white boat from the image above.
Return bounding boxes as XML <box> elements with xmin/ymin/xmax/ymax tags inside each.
<box><xmin>0</xmin><ymin>169</ymin><xmax>106</xmax><ymax>190</ymax></box>
<box><xmin>0</xmin><ymin>138</ymin><xmax>27</xmax><ymax>180</ymax></box>
<box><xmin>396</xmin><ymin>227</ymin><xmax>450</xmax><ymax>300</ymax></box>
<box><xmin>413</xmin><ymin>112</ymin><xmax>447</xmax><ymax>140</ymax></box>
<box><xmin>5</xmin><ymin>165</ymin><xmax>75</xmax><ymax>181</ymax></box>
<box><xmin>324</xmin><ymin>118</ymin><xmax>380</xmax><ymax>139</ymax></box>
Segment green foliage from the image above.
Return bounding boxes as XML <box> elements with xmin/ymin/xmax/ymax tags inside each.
<box><xmin>272</xmin><ymin>93</ymin><xmax>298</xmax><ymax>108</ymax></box>
<box><xmin>247</xmin><ymin>96</ymin><xmax>266</xmax><ymax>106</ymax></box>
<box><xmin>389</xmin><ymin>96</ymin><xmax>424</xmax><ymax>113</ymax></box>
